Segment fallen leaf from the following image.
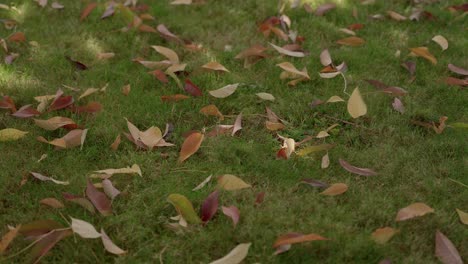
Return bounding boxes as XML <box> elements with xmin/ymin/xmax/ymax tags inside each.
<box><xmin>8</xmin><ymin>32</ymin><xmax>25</xmax><ymax>42</ymax></box>
<box><xmin>78</xmin><ymin>88</ymin><xmax>99</xmax><ymax>100</ymax></box>
<box><xmin>157</xmin><ymin>24</ymin><xmax>183</xmax><ymax>44</ymax></box>
<box><xmin>321</xmin><ymin>153</ymin><xmax>330</xmax><ymax>169</ymax></box>
<box><xmin>315</xmin><ymin>3</ymin><xmax>336</xmax><ymax>16</ymax></box>
<box><xmin>110</xmin><ymin>135</ymin><xmax>121</xmax><ymax>151</ymax></box>
<box><xmin>339</xmin><ymin>28</ymin><xmax>356</xmax><ymax>36</ymax></box>
<box><xmin>200</xmin><ymin>190</ymin><xmax>219</xmax><ymax>223</ymax></box>
<box><xmin>392</xmin><ymin>98</ymin><xmax>405</xmax><ymax>114</ymax></box>
<box><xmin>270</xmin><ymin>43</ymin><xmax>305</xmax><ymax>57</ymax></box>
<box><xmin>202</xmin><ymin>61</ymin><xmax>230</xmax><ymax>72</ymax></box>
<box><xmin>320</xmin><ymin>49</ymin><xmax>332</xmax><ymax>66</ymax></box>
<box><xmin>102</xmin><ymin>179</ymin><xmax>120</xmax><ymax>200</ymax></box>
<box><xmin>347</xmin><ymin>88</ymin><xmax>367</xmax><ymax>118</ymax></box>
<box><xmin>0</xmin><ymin>128</ymin><xmax>28</xmax><ymax>141</ymax></box>
<box><xmin>11</xmin><ymin>105</ymin><xmax>41</xmax><ymax>118</ymax></box>
<box><xmin>387</xmin><ymin>10</ymin><xmax>407</xmax><ymax>21</ymax></box>
<box><xmin>101</xmin><ymin>229</ymin><xmax>127</xmax><ymax>255</ymax></box>
<box><xmin>30</xmin><ymin>172</ymin><xmax>69</xmax><ymax>185</ymax></box>
<box><xmin>171</xmin><ymin>0</ymin><xmax>192</xmax><ymax>5</ymax></box>
<box><xmin>222</xmin><ymin>206</ymin><xmax>240</xmax><ymax>227</ymax></box>
<box><xmin>448</xmin><ymin>64</ymin><xmax>468</xmax><ymax>76</ymax></box>
<box><xmin>19</xmin><ymin>219</ymin><xmax>63</xmax><ymax>237</ymax></box>
<box><xmin>432</xmin><ymin>116</ymin><xmax>448</xmax><ymax>134</ymax></box>
<box><xmin>138</xmin><ymin>24</ymin><xmax>157</xmax><ymax>33</ymax></box>
<box><xmin>209</xmin><ymin>243</ymin><xmax>251</xmax><ymax>264</ymax></box>
<box><xmin>265</xmin><ymin>121</ymin><xmax>285</xmax><ymax>131</ymax></box>
<box><xmin>401</xmin><ymin>61</ymin><xmax>416</xmax><ymax>77</ymax></box>
<box><xmin>192</xmin><ymin>175</ymin><xmax>212</xmax><ymax>191</ymax></box>
<box><xmin>161</xmin><ymin>94</ymin><xmax>190</xmax><ymax>102</ymax></box>
<box><xmin>122</xmin><ymin>84</ymin><xmax>131</xmax><ymax>96</ymax></box>
<box><xmin>296</xmin><ymin>144</ymin><xmax>334</xmax><ymax>156</ymax></box>
<box><xmin>0</xmin><ymin>96</ymin><xmax>16</xmax><ymax>112</ymax></box>
<box><xmin>51</xmin><ymin>2</ymin><xmax>64</xmax><ymax>9</ymax></box>
<box><xmin>339</xmin><ymin>159</ymin><xmax>377</xmax><ymax>176</ymax></box>
<box><xmin>65</xmin><ymin>56</ymin><xmax>88</xmax><ymax>71</ymax></box>
<box><xmin>184</xmin><ymin>79</ymin><xmax>203</xmax><ymax>97</ymax></box>
<box><xmin>139</xmin><ymin>126</ymin><xmax>163</xmax><ymax>149</ymax></box>
<box><xmin>29</xmin><ymin>229</ymin><xmax>72</xmax><ymax>263</ymax></box>
<box><xmin>273</xmin><ymin>233</ymin><xmax>328</xmax><ymax>255</ymax></box>
<box><xmin>39</xmin><ymin>198</ymin><xmax>64</xmax><ymax>209</ymax></box>
<box><xmin>4</xmin><ymin>53</ymin><xmax>19</xmax><ymax>65</ymax></box>
<box><xmin>371</xmin><ymin>227</ymin><xmax>398</xmax><ymax>244</ymax></box>
<box><xmin>432</xmin><ymin>35</ymin><xmax>448</xmax><ymax>51</ymax></box>
<box><xmin>37</xmin><ymin>129</ymin><xmax>87</xmax><ymax>149</ymax></box>
<box><xmin>444</xmin><ymin>77</ymin><xmax>468</xmax><ymax>87</ymax></box>
<box><xmin>34</xmin><ymin>116</ymin><xmax>75</xmax><ymax>131</ymax></box>
<box><xmin>209</xmin><ymin>84</ymin><xmax>239</xmax><ymax>98</ymax></box>
<box><xmin>276</xmin><ymin>62</ymin><xmax>310</xmax><ymax>79</ymax></box>
<box><xmin>97</xmin><ymin>52</ymin><xmax>115</xmax><ymax>60</ymax></box>
<box><xmin>167</xmin><ymin>194</ymin><xmax>202</xmax><ymax>224</ymax></box>
<box><xmin>179</xmin><ymin>132</ymin><xmax>204</xmax><ymax>162</ymax></box>
<box><xmin>455</xmin><ymin>209</ymin><xmax>468</xmax><ymax>225</ymax></box>
<box><xmin>232</xmin><ymin>113</ymin><xmax>242</xmax><ymax>136</ymax></box>
<box><xmin>63</xmin><ymin>193</ymin><xmax>95</xmax><ymax>213</ymax></box>
<box><xmin>71</xmin><ymin>217</ymin><xmax>101</xmax><ymax>238</ymax></box>
<box><xmin>395</xmin><ymin>202</ymin><xmax>434</xmax><ymax>221</ymax></box>
<box><xmin>80</xmin><ymin>2</ymin><xmax>97</xmax><ymax>21</ymax></box>
<box><xmin>435</xmin><ymin>230</ymin><xmax>463</xmax><ymax>264</ymax></box>
<box><xmin>86</xmin><ymin>180</ymin><xmax>112</xmax><ymax>216</ymax></box>
<box><xmin>255</xmin><ymin>192</ymin><xmax>265</xmax><ymax>205</ymax></box>
<box><xmin>0</xmin><ymin>225</ymin><xmax>20</xmax><ymax>253</ymax></box>
<box><xmin>94</xmin><ymin>164</ymin><xmax>142</xmax><ymax>177</ymax></box>
<box><xmin>256</xmin><ymin>92</ymin><xmax>275</xmax><ymax>101</ymax></box>
<box><xmin>149</xmin><ymin>69</ymin><xmax>169</xmax><ymax>83</ymax></box>
<box><xmin>300</xmin><ymin>179</ymin><xmax>328</xmax><ymax>188</ymax></box>
<box><xmin>336</xmin><ymin>36</ymin><xmax>365</xmax><ymax>46</ymax></box>
<box><xmin>410</xmin><ymin>47</ymin><xmax>437</xmax><ymax>65</ymax></box>
<box><xmin>320</xmin><ymin>183</ymin><xmax>348</xmax><ymax>196</ymax></box>
<box><xmin>217</xmin><ymin>174</ymin><xmax>251</xmax><ymax>191</ymax></box>
<box><xmin>326</xmin><ymin>96</ymin><xmax>345</xmax><ymax>103</ymax></box>
<box><xmin>151</xmin><ymin>45</ymin><xmax>179</xmax><ymax>64</ymax></box>
<box><xmin>200</xmin><ymin>105</ymin><xmax>224</xmax><ymax>120</ymax></box>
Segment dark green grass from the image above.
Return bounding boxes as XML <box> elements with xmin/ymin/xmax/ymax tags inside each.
<box><xmin>1</xmin><ymin>0</ymin><xmax>467</xmax><ymax>263</ymax></box>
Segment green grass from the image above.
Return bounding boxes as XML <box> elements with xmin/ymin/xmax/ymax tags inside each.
<box><xmin>1</xmin><ymin>0</ymin><xmax>467</xmax><ymax>263</ymax></box>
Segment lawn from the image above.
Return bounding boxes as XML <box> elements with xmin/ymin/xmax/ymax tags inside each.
<box><xmin>0</xmin><ymin>0</ymin><xmax>467</xmax><ymax>263</ymax></box>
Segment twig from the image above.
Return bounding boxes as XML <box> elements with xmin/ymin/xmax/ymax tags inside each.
<box><xmin>340</xmin><ymin>72</ymin><xmax>349</xmax><ymax>96</ymax></box>
<box><xmin>158</xmin><ymin>246</ymin><xmax>168</xmax><ymax>264</ymax></box>
<box><xmin>448</xmin><ymin>178</ymin><xmax>468</xmax><ymax>189</ymax></box>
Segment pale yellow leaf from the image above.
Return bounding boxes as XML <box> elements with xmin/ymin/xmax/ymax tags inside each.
<box><xmin>256</xmin><ymin>93</ymin><xmax>275</xmax><ymax>101</ymax></box>
<box><xmin>371</xmin><ymin>227</ymin><xmax>398</xmax><ymax>244</ymax></box>
<box><xmin>276</xmin><ymin>62</ymin><xmax>310</xmax><ymax>79</ymax></box>
<box><xmin>217</xmin><ymin>174</ymin><xmax>251</xmax><ymax>191</ymax></box>
<box><xmin>432</xmin><ymin>35</ymin><xmax>448</xmax><ymax>51</ymax></box>
<box><xmin>71</xmin><ymin>218</ymin><xmax>101</xmax><ymax>238</ymax></box>
<box><xmin>270</xmin><ymin>43</ymin><xmax>305</xmax><ymax>57</ymax></box>
<box><xmin>209</xmin><ymin>243</ymin><xmax>251</xmax><ymax>264</ymax></box>
<box><xmin>455</xmin><ymin>209</ymin><xmax>468</xmax><ymax>225</ymax></box>
<box><xmin>347</xmin><ymin>88</ymin><xmax>367</xmax><ymax>118</ymax></box>
<box><xmin>395</xmin><ymin>202</ymin><xmax>434</xmax><ymax>221</ymax></box>
<box><xmin>320</xmin><ymin>183</ymin><xmax>348</xmax><ymax>196</ymax></box>
<box><xmin>202</xmin><ymin>61</ymin><xmax>230</xmax><ymax>72</ymax></box>
<box><xmin>209</xmin><ymin>84</ymin><xmax>238</xmax><ymax>98</ymax></box>
<box><xmin>0</xmin><ymin>128</ymin><xmax>28</xmax><ymax>141</ymax></box>
<box><xmin>151</xmin><ymin>45</ymin><xmax>179</xmax><ymax>64</ymax></box>
<box><xmin>101</xmin><ymin>229</ymin><xmax>127</xmax><ymax>255</ymax></box>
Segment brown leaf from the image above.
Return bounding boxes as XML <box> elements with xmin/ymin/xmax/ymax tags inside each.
<box><xmin>0</xmin><ymin>96</ymin><xmax>16</xmax><ymax>112</ymax></box>
<box><xmin>222</xmin><ymin>206</ymin><xmax>240</xmax><ymax>227</ymax></box>
<box><xmin>265</xmin><ymin>121</ymin><xmax>285</xmax><ymax>131</ymax></box>
<box><xmin>200</xmin><ymin>190</ymin><xmax>219</xmax><ymax>223</ymax></box>
<box><xmin>30</xmin><ymin>229</ymin><xmax>72</xmax><ymax>262</ymax></box>
<box><xmin>184</xmin><ymin>79</ymin><xmax>203</xmax><ymax>97</ymax></box>
<box><xmin>86</xmin><ymin>179</ymin><xmax>112</xmax><ymax>216</ymax></box>
<box><xmin>371</xmin><ymin>227</ymin><xmax>398</xmax><ymax>244</ymax></box>
<box><xmin>37</xmin><ymin>129</ymin><xmax>87</xmax><ymax>149</ymax></box>
<box><xmin>19</xmin><ymin>220</ymin><xmax>63</xmax><ymax>237</ymax></box>
<box><xmin>11</xmin><ymin>105</ymin><xmax>41</xmax><ymax>118</ymax></box>
<box><xmin>8</xmin><ymin>32</ymin><xmax>25</xmax><ymax>42</ymax></box>
<box><xmin>0</xmin><ymin>225</ymin><xmax>20</xmax><ymax>253</ymax></box>
<box><xmin>200</xmin><ymin>105</ymin><xmax>224</xmax><ymax>120</ymax></box>
<box><xmin>179</xmin><ymin>132</ymin><xmax>204</xmax><ymax>162</ymax></box>
<box><xmin>122</xmin><ymin>84</ymin><xmax>131</xmax><ymax>96</ymax></box>
<box><xmin>387</xmin><ymin>10</ymin><xmax>407</xmax><ymax>21</ymax></box>
<box><xmin>315</xmin><ymin>3</ymin><xmax>336</xmax><ymax>16</ymax></box>
<box><xmin>448</xmin><ymin>64</ymin><xmax>468</xmax><ymax>76</ymax></box>
<box><xmin>49</xmin><ymin>92</ymin><xmax>74</xmax><ymax>111</ymax></box>
<box><xmin>70</xmin><ymin>101</ymin><xmax>102</xmax><ymax>114</ymax></box>
<box><xmin>63</xmin><ymin>193</ymin><xmax>95</xmax><ymax>213</ymax></box>
<box><xmin>276</xmin><ymin>62</ymin><xmax>310</xmax><ymax>79</ymax></box>
<box><xmin>320</xmin><ymin>183</ymin><xmax>348</xmax><ymax>196</ymax></box>
<box><xmin>432</xmin><ymin>116</ymin><xmax>448</xmax><ymax>134</ymax></box>
<box><xmin>444</xmin><ymin>77</ymin><xmax>468</xmax><ymax>87</ymax></box>
<box><xmin>157</xmin><ymin>24</ymin><xmax>183</xmax><ymax>44</ymax></box>
<box><xmin>232</xmin><ymin>113</ymin><xmax>242</xmax><ymax>136</ymax></box>
<box><xmin>149</xmin><ymin>69</ymin><xmax>169</xmax><ymax>83</ymax></box>
<box><xmin>435</xmin><ymin>230</ymin><xmax>463</xmax><ymax>264</ymax></box>
<box><xmin>273</xmin><ymin>233</ymin><xmax>328</xmax><ymax>254</ymax></box>
<box><xmin>336</xmin><ymin>36</ymin><xmax>365</xmax><ymax>46</ymax></box>
<box><xmin>202</xmin><ymin>61</ymin><xmax>230</xmax><ymax>72</ymax></box>
<box><xmin>34</xmin><ymin>116</ymin><xmax>75</xmax><ymax>131</ymax></box>
<box><xmin>39</xmin><ymin>198</ymin><xmax>65</xmax><ymax>209</ymax></box>
<box><xmin>395</xmin><ymin>202</ymin><xmax>434</xmax><ymax>221</ymax></box>
<box><xmin>110</xmin><ymin>134</ymin><xmax>121</xmax><ymax>151</ymax></box>
<box><xmin>255</xmin><ymin>192</ymin><xmax>265</xmax><ymax>205</ymax></box>
<box><xmin>410</xmin><ymin>47</ymin><xmax>437</xmax><ymax>65</ymax></box>
<box><xmin>80</xmin><ymin>2</ymin><xmax>97</xmax><ymax>21</ymax></box>
<box><xmin>161</xmin><ymin>94</ymin><xmax>190</xmax><ymax>102</ymax></box>
<box><xmin>339</xmin><ymin>159</ymin><xmax>377</xmax><ymax>176</ymax></box>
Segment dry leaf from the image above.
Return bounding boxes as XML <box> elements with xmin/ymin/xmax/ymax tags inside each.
<box><xmin>202</xmin><ymin>61</ymin><xmax>230</xmax><ymax>72</ymax></box>
<box><xmin>276</xmin><ymin>62</ymin><xmax>310</xmax><ymax>79</ymax></box>
<box><xmin>102</xmin><ymin>179</ymin><xmax>120</xmax><ymax>200</ymax></box>
<box><xmin>37</xmin><ymin>129</ymin><xmax>87</xmax><ymax>149</ymax></box>
<box><xmin>161</xmin><ymin>94</ymin><xmax>190</xmax><ymax>102</ymax></box>
<box><xmin>217</xmin><ymin>174</ymin><xmax>251</xmax><ymax>191</ymax></box>
<box><xmin>347</xmin><ymin>88</ymin><xmax>367</xmax><ymax>118</ymax></box>
<box><xmin>157</xmin><ymin>24</ymin><xmax>184</xmax><ymax>44</ymax></box>
<box><xmin>192</xmin><ymin>175</ymin><xmax>212</xmax><ymax>191</ymax></box>
<box><xmin>455</xmin><ymin>209</ymin><xmax>468</xmax><ymax>225</ymax></box>
<box><xmin>184</xmin><ymin>79</ymin><xmax>203</xmax><ymax>97</ymax></box>
<box><xmin>122</xmin><ymin>84</ymin><xmax>131</xmax><ymax>96</ymax></box>
<box><xmin>273</xmin><ymin>233</ymin><xmax>328</xmax><ymax>254</ymax></box>
<box><xmin>296</xmin><ymin>144</ymin><xmax>334</xmax><ymax>156</ymax></box>
<box><xmin>392</xmin><ymin>98</ymin><xmax>405</xmax><ymax>114</ymax></box>
<box><xmin>395</xmin><ymin>202</ymin><xmax>434</xmax><ymax>221</ymax></box>
<box><xmin>151</xmin><ymin>45</ymin><xmax>179</xmax><ymax>64</ymax></box>
<box><xmin>232</xmin><ymin>113</ymin><xmax>242</xmax><ymax>136</ymax></box>
<box><xmin>97</xmin><ymin>52</ymin><xmax>114</xmax><ymax>60</ymax></box>
<box><xmin>0</xmin><ymin>128</ymin><xmax>28</xmax><ymax>141</ymax></box>
<box><xmin>209</xmin><ymin>243</ymin><xmax>251</xmax><ymax>264</ymax></box>
<box><xmin>209</xmin><ymin>84</ymin><xmax>238</xmax><ymax>98</ymax></box>
<box><xmin>101</xmin><ymin>229</ymin><xmax>127</xmax><ymax>255</ymax></box>
<box><xmin>448</xmin><ymin>64</ymin><xmax>468</xmax><ymax>76</ymax></box>
<box><xmin>410</xmin><ymin>47</ymin><xmax>437</xmax><ymax>65</ymax></box>
<box><xmin>30</xmin><ymin>172</ymin><xmax>69</xmax><ymax>185</ymax></box>
<box><xmin>200</xmin><ymin>190</ymin><xmax>219</xmax><ymax>223</ymax></box>
<box><xmin>320</xmin><ymin>49</ymin><xmax>332</xmax><ymax>66</ymax></box>
<box><xmin>0</xmin><ymin>225</ymin><xmax>20</xmax><ymax>253</ymax></box>
<box><xmin>94</xmin><ymin>164</ymin><xmax>142</xmax><ymax>177</ymax></box>
<box><xmin>371</xmin><ymin>227</ymin><xmax>398</xmax><ymax>244</ymax></box>
<box><xmin>222</xmin><ymin>206</ymin><xmax>240</xmax><ymax>227</ymax></box>
<box><xmin>171</xmin><ymin>0</ymin><xmax>192</xmax><ymax>5</ymax></box>
<box><xmin>71</xmin><ymin>217</ymin><xmax>101</xmax><ymax>238</ymax></box>
<box><xmin>435</xmin><ymin>230</ymin><xmax>463</xmax><ymax>264</ymax></box>
<box><xmin>315</xmin><ymin>3</ymin><xmax>336</xmax><ymax>16</ymax></box>
<box><xmin>86</xmin><ymin>180</ymin><xmax>112</xmax><ymax>216</ymax></box>
<box><xmin>40</xmin><ymin>198</ymin><xmax>64</xmax><ymax>209</ymax></box>
<box><xmin>200</xmin><ymin>105</ymin><xmax>224</xmax><ymax>120</ymax></box>
<box><xmin>339</xmin><ymin>159</ymin><xmax>377</xmax><ymax>176</ymax></box>
<box><xmin>167</xmin><ymin>194</ymin><xmax>201</xmax><ymax>224</ymax></box>
<box><xmin>110</xmin><ymin>135</ymin><xmax>121</xmax><ymax>151</ymax></box>
<box><xmin>432</xmin><ymin>35</ymin><xmax>448</xmax><ymax>51</ymax></box>
<box><xmin>63</xmin><ymin>193</ymin><xmax>95</xmax><ymax>213</ymax></box>
<box><xmin>326</xmin><ymin>96</ymin><xmax>345</xmax><ymax>103</ymax></box>
<box><xmin>270</xmin><ymin>43</ymin><xmax>305</xmax><ymax>57</ymax></box>
<box><xmin>387</xmin><ymin>10</ymin><xmax>407</xmax><ymax>21</ymax></box>
<box><xmin>336</xmin><ymin>37</ymin><xmax>365</xmax><ymax>46</ymax></box>
<box><xmin>321</xmin><ymin>153</ymin><xmax>330</xmax><ymax>169</ymax></box>
<box><xmin>256</xmin><ymin>93</ymin><xmax>275</xmax><ymax>101</ymax></box>
<box><xmin>80</xmin><ymin>2</ymin><xmax>97</xmax><ymax>21</ymax></box>
<box><xmin>179</xmin><ymin>132</ymin><xmax>204</xmax><ymax>162</ymax></box>
<box><xmin>12</xmin><ymin>105</ymin><xmax>41</xmax><ymax>118</ymax></box>
<box><xmin>29</xmin><ymin>229</ymin><xmax>72</xmax><ymax>262</ymax></box>
<box><xmin>34</xmin><ymin>116</ymin><xmax>75</xmax><ymax>131</ymax></box>
<box><xmin>320</xmin><ymin>183</ymin><xmax>348</xmax><ymax>196</ymax></box>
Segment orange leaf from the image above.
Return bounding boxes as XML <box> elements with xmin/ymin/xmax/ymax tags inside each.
<box><xmin>336</xmin><ymin>36</ymin><xmax>365</xmax><ymax>46</ymax></box>
<box><xmin>320</xmin><ymin>183</ymin><xmax>348</xmax><ymax>196</ymax></box>
<box><xmin>0</xmin><ymin>225</ymin><xmax>21</xmax><ymax>253</ymax></box>
<box><xmin>179</xmin><ymin>132</ymin><xmax>204</xmax><ymax>163</ymax></box>
<box><xmin>273</xmin><ymin>233</ymin><xmax>328</xmax><ymax>248</ymax></box>
<box><xmin>161</xmin><ymin>94</ymin><xmax>190</xmax><ymax>102</ymax></box>
<box><xmin>80</xmin><ymin>2</ymin><xmax>97</xmax><ymax>21</ymax></box>
<box><xmin>8</xmin><ymin>32</ymin><xmax>25</xmax><ymax>42</ymax></box>
<box><xmin>200</xmin><ymin>105</ymin><xmax>224</xmax><ymax>120</ymax></box>
<box><xmin>410</xmin><ymin>47</ymin><xmax>437</xmax><ymax>65</ymax></box>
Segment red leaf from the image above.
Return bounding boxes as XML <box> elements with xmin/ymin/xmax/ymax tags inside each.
<box><xmin>347</xmin><ymin>23</ymin><xmax>364</xmax><ymax>30</ymax></box>
<box><xmin>149</xmin><ymin>69</ymin><xmax>169</xmax><ymax>83</ymax></box>
<box><xmin>8</xmin><ymin>32</ymin><xmax>26</xmax><ymax>42</ymax></box>
<box><xmin>184</xmin><ymin>79</ymin><xmax>203</xmax><ymax>97</ymax></box>
<box><xmin>339</xmin><ymin>159</ymin><xmax>378</xmax><ymax>176</ymax></box>
<box><xmin>19</xmin><ymin>220</ymin><xmax>63</xmax><ymax>237</ymax></box>
<box><xmin>0</xmin><ymin>96</ymin><xmax>16</xmax><ymax>112</ymax></box>
<box><xmin>222</xmin><ymin>206</ymin><xmax>240</xmax><ymax>227</ymax></box>
<box><xmin>86</xmin><ymin>180</ymin><xmax>112</xmax><ymax>216</ymax></box>
<box><xmin>80</xmin><ymin>2</ymin><xmax>98</xmax><ymax>21</ymax></box>
<box><xmin>11</xmin><ymin>105</ymin><xmax>41</xmax><ymax>118</ymax></box>
<box><xmin>200</xmin><ymin>190</ymin><xmax>219</xmax><ymax>223</ymax></box>
<box><xmin>29</xmin><ymin>229</ymin><xmax>72</xmax><ymax>262</ymax></box>
<box><xmin>66</xmin><ymin>56</ymin><xmax>88</xmax><ymax>70</ymax></box>
<box><xmin>255</xmin><ymin>192</ymin><xmax>265</xmax><ymax>205</ymax></box>
<box><xmin>49</xmin><ymin>96</ymin><xmax>74</xmax><ymax>111</ymax></box>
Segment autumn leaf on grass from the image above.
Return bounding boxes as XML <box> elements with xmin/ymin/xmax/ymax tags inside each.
<box><xmin>392</xmin><ymin>98</ymin><xmax>405</xmax><ymax>114</ymax></box>
<box><xmin>448</xmin><ymin>64</ymin><xmax>468</xmax><ymax>76</ymax></box>
<box><xmin>364</xmin><ymin>79</ymin><xmax>408</xmax><ymax>96</ymax></box>
<box><xmin>200</xmin><ymin>190</ymin><xmax>219</xmax><ymax>223</ymax></box>
<box><xmin>86</xmin><ymin>180</ymin><xmax>112</xmax><ymax>216</ymax></box>
<box><xmin>222</xmin><ymin>206</ymin><xmax>240</xmax><ymax>227</ymax></box>
<box><xmin>40</xmin><ymin>198</ymin><xmax>65</xmax><ymax>209</ymax></box>
<box><xmin>93</xmin><ymin>164</ymin><xmax>142</xmax><ymax>178</ymax></box>
<box><xmin>256</xmin><ymin>93</ymin><xmax>275</xmax><ymax>101</ymax></box>
<box><xmin>63</xmin><ymin>193</ymin><xmax>95</xmax><ymax>213</ymax></box>
<box><xmin>296</xmin><ymin>144</ymin><xmax>335</xmax><ymax>156</ymax></box>
<box><xmin>371</xmin><ymin>227</ymin><xmax>398</xmax><ymax>244</ymax></box>
<box><xmin>8</xmin><ymin>32</ymin><xmax>25</xmax><ymax>42</ymax></box>
<box><xmin>347</xmin><ymin>88</ymin><xmax>367</xmax><ymax>118</ymax></box>
<box><xmin>0</xmin><ymin>95</ymin><xmax>16</xmax><ymax>112</ymax></box>
<box><xmin>80</xmin><ymin>2</ymin><xmax>97</xmax><ymax>21</ymax></box>
<box><xmin>34</xmin><ymin>116</ymin><xmax>75</xmax><ymax>131</ymax></box>
<box><xmin>410</xmin><ymin>47</ymin><xmax>437</xmax><ymax>65</ymax></box>
<box><xmin>339</xmin><ymin>159</ymin><xmax>377</xmax><ymax>176</ymax></box>
<box><xmin>101</xmin><ymin>229</ymin><xmax>127</xmax><ymax>255</ymax></box>
<box><xmin>320</xmin><ymin>183</ymin><xmax>348</xmax><ymax>196</ymax></box>
<box><xmin>235</xmin><ymin>45</ymin><xmax>268</xmax><ymax>68</ymax></box>
<box><xmin>30</xmin><ymin>172</ymin><xmax>69</xmax><ymax>185</ymax></box>
<box><xmin>217</xmin><ymin>174</ymin><xmax>251</xmax><ymax>191</ymax></box>
<box><xmin>277</xmin><ymin>137</ymin><xmax>295</xmax><ymax>160</ymax></box>
<box><xmin>432</xmin><ymin>116</ymin><xmax>448</xmax><ymax>134</ymax></box>
<box><xmin>315</xmin><ymin>3</ymin><xmax>336</xmax><ymax>16</ymax></box>
<box><xmin>18</xmin><ymin>219</ymin><xmax>64</xmax><ymax>237</ymax></box>
<box><xmin>209</xmin><ymin>84</ymin><xmax>239</xmax><ymax>98</ymax></box>
<box><xmin>270</xmin><ymin>43</ymin><xmax>306</xmax><ymax>57</ymax></box>
<box><xmin>178</xmin><ymin>131</ymin><xmax>204</xmax><ymax>162</ymax></box>
<box><xmin>395</xmin><ymin>202</ymin><xmax>434</xmax><ymax>221</ymax></box>
<box><xmin>110</xmin><ymin>135</ymin><xmax>121</xmax><ymax>151</ymax></box>
<box><xmin>0</xmin><ymin>224</ymin><xmax>20</xmax><ymax>253</ymax></box>
<box><xmin>151</xmin><ymin>45</ymin><xmax>179</xmax><ymax>64</ymax></box>
<box><xmin>29</xmin><ymin>229</ymin><xmax>72</xmax><ymax>263</ymax></box>
<box><xmin>161</xmin><ymin>94</ymin><xmax>190</xmax><ymax>102</ymax></box>
<box><xmin>192</xmin><ymin>175</ymin><xmax>212</xmax><ymax>191</ymax></box>
<box><xmin>157</xmin><ymin>24</ymin><xmax>184</xmax><ymax>44</ymax></box>
<box><xmin>37</xmin><ymin>129</ymin><xmax>88</xmax><ymax>149</ymax></box>
<box><xmin>432</xmin><ymin>35</ymin><xmax>448</xmax><ymax>51</ymax></box>
<box><xmin>102</xmin><ymin>179</ymin><xmax>120</xmax><ymax>200</ymax></box>
<box><xmin>167</xmin><ymin>194</ymin><xmax>201</xmax><ymax>224</ymax></box>
<box><xmin>336</xmin><ymin>36</ymin><xmax>365</xmax><ymax>46</ymax></box>
<box><xmin>273</xmin><ymin>233</ymin><xmax>329</xmax><ymax>255</ymax></box>
<box><xmin>97</xmin><ymin>52</ymin><xmax>115</xmax><ymax>60</ymax></box>
<box><xmin>11</xmin><ymin>105</ymin><xmax>41</xmax><ymax>118</ymax></box>
<box><xmin>300</xmin><ymin>179</ymin><xmax>328</xmax><ymax>188</ymax></box>
<box><xmin>202</xmin><ymin>61</ymin><xmax>230</xmax><ymax>72</ymax></box>
<box><xmin>122</xmin><ymin>84</ymin><xmax>131</xmax><ymax>96</ymax></box>
<box><xmin>435</xmin><ymin>230</ymin><xmax>463</xmax><ymax>264</ymax></box>
<box><xmin>125</xmin><ymin>119</ymin><xmax>171</xmax><ymax>150</ymax></box>
<box><xmin>71</xmin><ymin>217</ymin><xmax>101</xmax><ymax>238</ymax></box>
<box><xmin>171</xmin><ymin>0</ymin><xmax>192</xmax><ymax>5</ymax></box>
<box><xmin>200</xmin><ymin>105</ymin><xmax>224</xmax><ymax>120</ymax></box>
<box><xmin>184</xmin><ymin>79</ymin><xmax>203</xmax><ymax>97</ymax></box>
<box><xmin>0</xmin><ymin>128</ymin><xmax>28</xmax><ymax>141</ymax></box>
<box><xmin>277</xmin><ymin>62</ymin><xmax>310</xmax><ymax>79</ymax></box>
<box><xmin>456</xmin><ymin>209</ymin><xmax>468</xmax><ymax>225</ymax></box>
<box><xmin>387</xmin><ymin>10</ymin><xmax>407</xmax><ymax>21</ymax></box>
<box><xmin>210</xmin><ymin>243</ymin><xmax>251</xmax><ymax>264</ymax></box>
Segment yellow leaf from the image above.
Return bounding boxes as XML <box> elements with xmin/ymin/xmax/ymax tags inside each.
<box><xmin>432</xmin><ymin>35</ymin><xmax>448</xmax><ymax>51</ymax></box>
<box><xmin>167</xmin><ymin>194</ymin><xmax>201</xmax><ymax>224</ymax></box>
<box><xmin>139</xmin><ymin>127</ymin><xmax>163</xmax><ymax>149</ymax></box>
<box><xmin>410</xmin><ymin>47</ymin><xmax>437</xmax><ymax>65</ymax></box>
<box><xmin>395</xmin><ymin>202</ymin><xmax>434</xmax><ymax>221</ymax></box>
<box><xmin>276</xmin><ymin>62</ymin><xmax>310</xmax><ymax>79</ymax></box>
<box><xmin>387</xmin><ymin>10</ymin><xmax>407</xmax><ymax>21</ymax></box>
<box><xmin>209</xmin><ymin>84</ymin><xmax>239</xmax><ymax>98</ymax></box>
<box><xmin>456</xmin><ymin>209</ymin><xmax>468</xmax><ymax>225</ymax></box>
<box><xmin>347</xmin><ymin>88</ymin><xmax>367</xmax><ymax>118</ymax></box>
<box><xmin>256</xmin><ymin>93</ymin><xmax>275</xmax><ymax>101</ymax></box>
<box><xmin>200</xmin><ymin>105</ymin><xmax>224</xmax><ymax>120</ymax></box>
<box><xmin>217</xmin><ymin>174</ymin><xmax>251</xmax><ymax>191</ymax></box>
<box><xmin>0</xmin><ymin>128</ymin><xmax>28</xmax><ymax>141</ymax></box>
<box><xmin>297</xmin><ymin>144</ymin><xmax>334</xmax><ymax>156</ymax></box>
<box><xmin>371</xmin><ymin>227</ymin><xmax>398</xmax><ymax>244</ymax></box>
<box><xmin>320</xmin><ymin>183</ymin><xmax>348</xmax><ymax>196</ymax></box>
<box><xmin>209</xmin><ymin>243</ymin><xmax>251</xmax><ymax>264</ymax></box>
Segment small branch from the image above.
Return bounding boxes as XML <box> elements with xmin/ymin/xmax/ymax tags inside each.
<box><xmin>448</xmin><ymin>178</ymin><xmax>468</xmax><ymax>189</ymax></box>
<box><xmin>340</xmin><ymin>72</ymin><xmax>349</xmax><ymax>96</ymax></box>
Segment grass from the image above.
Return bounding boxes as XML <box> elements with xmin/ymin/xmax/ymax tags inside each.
<box><xmin>0</xmin><ymin>0</ymin><xmax>467</xmax><ymax>263</ymax></box>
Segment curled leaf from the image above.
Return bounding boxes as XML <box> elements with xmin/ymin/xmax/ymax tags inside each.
<box><xmin>432</xmin><ymin>35</ymin><xmax>448</xmax><ymax>51</ymax></box>
<box><xmin>209</xmin><ymin>243</ymin><xmax>251</xmax><ymax>264</ymax></box>
<box><xmin>209</xmin><ymin>84</ymin><xmax>238</xmax><ymax>98</ymax></box>
<box><xmin>371</xmin><ymin>227</ymin><xmax>398</xmax><ymax>244</ymax></box>
<box><xmin>222</xmin><ymin>206</ymin><xmax>240</xmax><ymax>227</ymax></box>
<box><xmin>435</xmin><ymin>230</ymin><xmax>463</xmax><ymax>264</ymax></box>
<box><xmin>339</xmin><ymin>159</ymin><xmax>377</xmax><ymax>176</ymax></box>
<box><xmin>167</xmin><ymin>194</ymin><xmax>201</xmax><ymax>224</ymax></box>
<box><xmin>101</xmin><ymin>229</ymin><xmax>127</xmax><ymax>255</ymax></box>
<box><xmin>410</xmin><ymin>47</ymin><xmax>437</xmax><ymax>65</ymax></box>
